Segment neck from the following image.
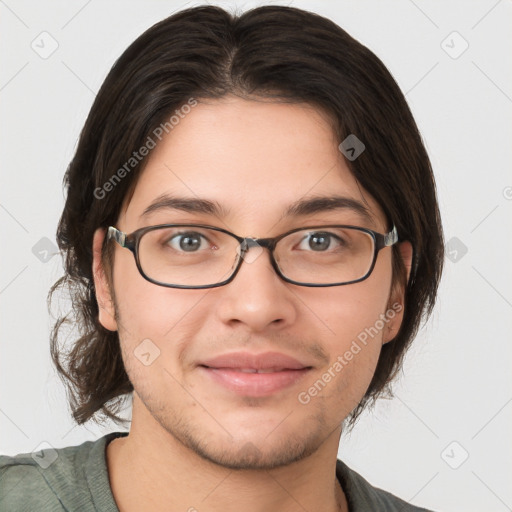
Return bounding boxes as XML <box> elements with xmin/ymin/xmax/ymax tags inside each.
<box><xmin>106</xmin><ymin>399</ymin><xmax>348</xmax><ymax>512</ymax></box>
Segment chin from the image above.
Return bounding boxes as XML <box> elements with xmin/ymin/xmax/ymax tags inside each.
<box><xmin>171</xmin><ymin>416</ymin><xmax>325</xmax><ymax>471</ymax></box>
<box><xmin>191</xmin><ymin>438</ymin><xmax>316</xmax><ymax>471</ymax></box>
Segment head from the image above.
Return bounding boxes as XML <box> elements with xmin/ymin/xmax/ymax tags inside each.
<box><xmin>50</xmin><ymin>5</ymin><xmax>443</xmax><ymax>469</ymax></box>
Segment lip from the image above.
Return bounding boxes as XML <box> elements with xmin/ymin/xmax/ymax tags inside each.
<box><xmin>198</xmin><ymin>351</ymin><xmax>312</xmax><ymax>397</ymax></box>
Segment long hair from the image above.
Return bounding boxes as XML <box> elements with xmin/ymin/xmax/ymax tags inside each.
<box><xmin>49</xmin><ymin>5</ymin><xmax>444</xmax><ymax>430</ymax></box>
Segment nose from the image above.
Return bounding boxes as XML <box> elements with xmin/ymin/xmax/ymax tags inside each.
<box><xmin>215</xmin><ymin>243</ymin><xmax>297</xmax><ymax>332</ymax></box>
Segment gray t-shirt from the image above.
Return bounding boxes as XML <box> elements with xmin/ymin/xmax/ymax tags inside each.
<box><xmin>0</xmin><ymin>432</ymin><xmax>436</xmax><ymax>511</ymax></box>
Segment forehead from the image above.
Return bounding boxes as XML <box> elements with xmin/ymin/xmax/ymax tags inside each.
<box><xmin>120</xmin><ymin>96</ymin><xmax>387</xmax><ymax>233</ymax></box>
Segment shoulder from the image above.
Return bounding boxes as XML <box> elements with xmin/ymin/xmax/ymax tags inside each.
<box><xmin>0</xmin><ymin>432</ymin><xmax>126</xmax><ymax>511</ymax></box>
<box><xmin>0</xmin><ymin>449</ymin><xmax>67</xmax><ymax>510</ymax></box>
<box><xmin>336</xmin><ymin>459</ymin><xmax>439</xmax><ymax>512</ymax></box>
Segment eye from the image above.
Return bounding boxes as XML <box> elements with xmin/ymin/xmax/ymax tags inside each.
<box><xmin>166</xmin><ymin>231</ymin><xmax>210</xmax><ymax>252</ymax></box>
<box><xmin>297</xmin><ymin>231</ymin><xmax>346</xmax><ymax>252</ymax></box>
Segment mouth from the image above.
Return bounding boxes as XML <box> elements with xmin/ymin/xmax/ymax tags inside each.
<box><xmin>197</xmin><ymin>352</ymin><xmax>313</xmax><ymax>397</ymax></box>
<box><xmin>201</xmin><ymin>366</ymin><xmax>308</xmax><ymax>373</ymax></box>
<box><xmin>198</xmin><ymin>366</ymin><xmax>312</xmax><ymax>397</ymax></box>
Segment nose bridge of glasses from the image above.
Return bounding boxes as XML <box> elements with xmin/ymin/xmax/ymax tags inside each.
<box><xmin>240</xmin><ymin>236</ymin><xmax>274</xmax><ymax>252</ymax></box>
<box><xmin>236</xmin><ymin>237</ymin><xmax>276</xmax><ymax>267</ymax></box>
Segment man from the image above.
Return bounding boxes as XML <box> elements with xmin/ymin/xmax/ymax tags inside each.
<box><xmin>0</xmin><ymin>5</ymin><xmax>443</xmax><ymax>511</ymax></box>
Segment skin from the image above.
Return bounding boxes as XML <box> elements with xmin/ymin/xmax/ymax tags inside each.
<box><xmin>92</xmin><ymin>95</ymin><xmax>413</xmax><ymax>512</ymax></box>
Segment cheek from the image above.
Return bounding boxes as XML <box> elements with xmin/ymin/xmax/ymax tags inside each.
<box><xmin>300</xmin><ymin>256</ymin><xmax>393</xmax><ymax>405</ymax></box>
<box><xmin>114</xmin><ymin>283</ymin><xmax>209</xmax><ymax>402</ymax></box>
<box><xmin>111</xmin><ymin>255</ymin><xmax>213</xmax><ymax>393</ymax></box>
<box><xmin>299</xmin><ymin>300</ymin><xmax>384</xmax><ymax>418</ymax></box>
<box><xmin>112</xmin><ymin>249</ymin><xmax>209</xmax><ymax>337</ymax></box>
<box><xmin>306</xmin><ymin>261</ymin><xmax>393</xmax><ymax>350</ymax></box>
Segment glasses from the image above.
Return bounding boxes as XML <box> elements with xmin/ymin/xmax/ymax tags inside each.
<box><xmin>107</xmin><ymin>223</ymin><xmax>398</xmax><ymax>289</ymax></box>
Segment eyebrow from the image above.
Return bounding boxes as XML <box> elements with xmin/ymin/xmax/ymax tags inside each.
<box><xmin>140</xmin><ymin>193</ymin><xmax>376</xmax><ymax>225</ymax></box>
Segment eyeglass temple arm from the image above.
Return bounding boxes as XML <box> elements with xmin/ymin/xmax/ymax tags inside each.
<box><xmin>107</xmin><ymin>226</ymin><xmax>126</xmax><ymax>247</ymax></box>
<box><xmin>381</xmin><ymin>225</ymin><xmax>398</xmax><ymax>248</ymax></box>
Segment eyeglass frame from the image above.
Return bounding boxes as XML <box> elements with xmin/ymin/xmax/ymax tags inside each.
<box><xmin>107</xmin><ymin>223</ymin><xmax>399</xmax><ymax>289</ymax></box>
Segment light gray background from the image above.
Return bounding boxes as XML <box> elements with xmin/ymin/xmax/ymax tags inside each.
<box><xmin>1</xmin><ymin>1</ymin><xmax>511</xmax><ymax>511</ymax></box>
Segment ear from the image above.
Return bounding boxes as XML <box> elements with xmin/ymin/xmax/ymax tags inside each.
<box><xmin>382</xmin><ymin>241</ymin><xmax>413</xmax><ymax>344</ymax></box>
<box><xmin>92</xmin><ymin>227</ymin><xmax>118</xmax><ymax>331</ymax></box>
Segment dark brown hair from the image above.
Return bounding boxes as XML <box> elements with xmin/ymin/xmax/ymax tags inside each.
<box><xmin>49</xmin><ymin>5</ymin><xmax>444</xmax><ymax>431</ymax></box>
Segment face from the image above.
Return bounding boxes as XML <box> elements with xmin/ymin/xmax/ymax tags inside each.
<box><xmin>93</xmin><ymin>96</ymin><xmax>410</xmax><ymax>470</ymax></box>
